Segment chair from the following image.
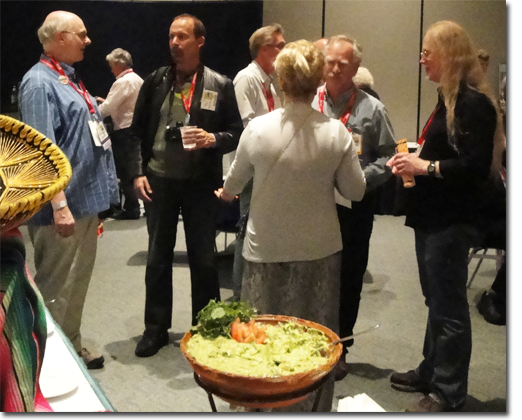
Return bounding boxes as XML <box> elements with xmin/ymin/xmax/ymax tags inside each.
<box><xmin>214</xmin><ymin>198</ymin><xmax>240</xmax><ymax>254</ymax></box>
<box><xmin>467</xmin><ymin>247</ymin><xmax>499</xmax><ymax>288</ymax></box>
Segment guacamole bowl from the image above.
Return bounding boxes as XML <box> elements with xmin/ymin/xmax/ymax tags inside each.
<box><xmin>180</xmin><ymin>314</ymin><xmax>342</xmax><ymax>407</ymax></box>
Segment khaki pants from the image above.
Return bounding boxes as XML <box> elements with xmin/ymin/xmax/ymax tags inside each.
<box><xmin>28</xmin><ymin>215</ymin><xmax>98</xmax><ymax>352</ymax></box>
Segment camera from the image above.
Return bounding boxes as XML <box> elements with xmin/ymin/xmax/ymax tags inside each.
<box><xmin>165</xmin><ymin>121</ymin><xmax>183</xmax><ymax>143</ymax></box>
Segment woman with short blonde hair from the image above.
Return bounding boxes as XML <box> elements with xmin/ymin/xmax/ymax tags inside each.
<box><xmin>216</xmin><ymin>40</ymin><xmax>366</xmax><ymax>411</ymax></box>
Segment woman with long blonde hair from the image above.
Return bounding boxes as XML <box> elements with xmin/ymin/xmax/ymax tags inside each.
<box><xmin>387</xmin><ymin>21</ymin><xmax>501</xmax><ymax>412</ymax></box>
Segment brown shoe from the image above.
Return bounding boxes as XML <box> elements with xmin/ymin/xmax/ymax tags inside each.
<box><xmin>406</xmin><ymin>395</ymin><xmax>464</xmax><ymax>412</ymax></box>
<box><xmin>78</xmin><ymin>348</ymin><xmax>105</xmax><ymax>369</ymax></box>
<box><xmin>334</xmin><ymin>358</ymin><xmax>350</xmax><ymax>381</ymax></box>
<box><xmin>390</xmin><ymin>369</ymin><xmax>430</xmax><ymax>393</ymax></box>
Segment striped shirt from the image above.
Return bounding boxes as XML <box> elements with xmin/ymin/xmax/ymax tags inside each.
<box><xmin>19</xmin><ymin>55</ymin><xmax>119</xmax><ymax>226</ymax></box>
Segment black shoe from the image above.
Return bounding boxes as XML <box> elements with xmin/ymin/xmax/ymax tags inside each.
<box><xmin>114</xmin><ymin>210</ymin><xmax>140</xmax><ymax>220</ymax></box>
<box><xmin>135</xmin><ymin>330</ymin><xmax>169</xmax><ymax>357</ymax></box>
<box><xmin>477</xmin><ymin>291</ymin><xmax>506</xmax><ymax>325</ymax></box>
<box><xmin>390</xmin><ymin>369</ymin><xmax>430</xmax><ymax>393</ymax></box>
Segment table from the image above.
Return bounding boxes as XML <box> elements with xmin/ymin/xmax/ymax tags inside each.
<box><xmin>39</xmin><ymin>310</ymin><xmax>115</xmax><ymax>412</ymax></box>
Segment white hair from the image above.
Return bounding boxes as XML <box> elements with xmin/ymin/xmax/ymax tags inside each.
<box><xmin>106</xmin><ymin>48</ymin><xmax>133</xmax><ymax>67</ymax></box>
<box><xmin>353</xmin><ymin>67</ymin><xmax>374</xmax><ymax>88</ymax></box>
<box><xmin>37</xmin><ymin>13</ymin><xmax>72</xmax><ymax>48</ymax></box>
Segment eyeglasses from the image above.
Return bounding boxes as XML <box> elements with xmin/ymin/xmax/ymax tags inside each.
<box><xmin>420</xmin><ymin>49</ymin><xmax>432</xmax><ymax>59</ymax></box>
<box><xmin>267</xmin><ymin>41</ymin><xmax>286</xmax><ymax>50</ymax></box>
<box><xmin>61</xmin><ymin>31</ymin><xmax>88</xmax><ymax>41</ymax></box>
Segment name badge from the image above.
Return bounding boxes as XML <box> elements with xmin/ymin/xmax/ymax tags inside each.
<box><xmin>201</xmin><ymin>89</ymin><xmax>218</xmax><ymax>111</ymax></box>
<box><xmin>88</xmin><ymin>119</ymin><xmax>112</xmax><ymax>150</ymax></box>
<box><xmin>352</xmin><ymin>133</ymin><xmax>363</xmax><ymax>155</ymax></box>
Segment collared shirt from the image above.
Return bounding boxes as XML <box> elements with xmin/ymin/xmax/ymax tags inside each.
<box><xmin>224</xmin><ymin>61</ymin><xmax>284</xmax><ymax>174</ymax></box>
<box><xmin>19</xmin><ymin>54</ymin><xmax>119</xmax><ymax>225</ymax></box>
<box><xmin>98</xmin><ymin>68</ymin><xmax>144</xmax><ymax>130</ymax></box>
<box><xmin>312</xmin><ymin>86</ymin><xmax>396</xmax><ymax>206</ymax></box>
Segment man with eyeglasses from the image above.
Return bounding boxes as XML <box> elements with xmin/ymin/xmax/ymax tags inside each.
<box><xmin>19</xmin><ymin>10</ymin><xmax>119</xmax><ymax>370</ymax></box>
<box><xmin>312</xmin><ymin>35</ymin><xmax>396</xmax><ymax>381</ymax></box>
<box><xmin>226</xmin><ymin>24</ymin><xmax>286</xmax><ymax>301</ymax></box>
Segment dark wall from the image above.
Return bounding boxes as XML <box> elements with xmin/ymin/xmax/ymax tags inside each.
<box><xmin>0</xmin><ymin>0</ymin><xmax>262</xmax><ymax>112</ymax></box>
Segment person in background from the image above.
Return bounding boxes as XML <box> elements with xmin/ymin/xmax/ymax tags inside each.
<box><xmin>217</xmin><ymin>40</ymin><xmax>366</xmax><ymax>411</ymax></box>
<box><xmin>476</xmin><ymin>74</ymin><xmax>506</xmax><ymax>326</ymax></box>
<box><xmin>128</xmin><ymin>14</ymin><xmax>243</xmax><ymax>358</ymax></box>
<box><xmin>18</xmin><ymin>10</ymin><xmax>119</xmax><ymax>369</ymax></box>
<box><xmin>353</xmin><ymin>66</ymin><xmax>380</xmax><ymax>100</ymax></box>
<box><xmin>228</xmin><ymin>24</ymin><xmax>285</xmax><ymax>301</ymax></box>
<box><xmin>477</xmin><ymin>48</ymin><xmax>490</xmax><ymax>73</ymax></box>
<box><xmin>312</xmin><ymin>35</ymin><xmax>396</xmax><ymax>380</ymax></box>
<box><xmin>96</xmin><ymin>48</ymin><xmax>144</xmax><ymax>220</ymax></box>
<box><xmin>387</xmin><ymin>20</ymin><xmax>501</xmax><ymax>412</ymax></box>
<box><xmin>314</xmin><ymin>37</ymin><xmax>329</xmax><ymax>53</ymax></box>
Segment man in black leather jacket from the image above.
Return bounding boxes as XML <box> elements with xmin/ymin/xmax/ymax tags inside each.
<box><xmin>128</xmin><ymin>14</ymin><xmax>243</xmax><ymax>358</ymax></box>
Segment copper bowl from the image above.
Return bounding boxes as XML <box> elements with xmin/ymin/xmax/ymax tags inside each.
<box><xmin>180</xmin><ymin>315</ymin><xmax>342</xmax><ymax>406</ymax></box>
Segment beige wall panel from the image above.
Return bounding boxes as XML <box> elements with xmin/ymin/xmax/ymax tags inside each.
<box><xmin>324</xmin><ymin>0</ymin><xmax>422</xmax><ymax>141</ymax></box>
<box><xmin>262</xmin><ymin>0</ymin><xmax>324</xmax><ymax>42</ymax></box>
<box><xmin>420</xmin><ymin>0</ymin><xmax>506</xmax><ymax>129</ymax></box>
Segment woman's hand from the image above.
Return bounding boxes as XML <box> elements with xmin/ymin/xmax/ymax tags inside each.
<box><xmin>387</xmin><ymin>153</ymin><xmax>428</xmax><ymax>177</ymax></box>
<box><xmin>214</xmin><ymin>188</ymin><xmax>237</xmax><ymax>202</ymax></box>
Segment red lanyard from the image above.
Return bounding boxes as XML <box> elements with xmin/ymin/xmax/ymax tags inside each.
<box><xmin>317</xmin><ymin>85</ymin><xmax>357</xmax><ymax>127</ymax></box>
<box><xmin>177</xmin><ymin>72</ymin><xmax>197</xmax><ymax>115</ymax></box>
<box><xmin>417</xmin><ymin>106</ymin><xmax>439</xmax><ymax>146</ymax></box>
<box><xmin>40</xmin><ymin>57</ymin><xmax>95</xmax><ymax>114</ymax></box>
<box><xmin>261</xmin><ymin>82</ymin><xmax>275</xmax><ymax>112</ymax></box>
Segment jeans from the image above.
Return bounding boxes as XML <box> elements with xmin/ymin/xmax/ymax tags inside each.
<box><xmin>143</xmin><ymin>174</ymin><xmax>221</xmax><ymax>330</ymax></box>
<box><xmin>414</xmin><ymin>223</ymin><xmax>478</xmax><ymax>408</ymax></box>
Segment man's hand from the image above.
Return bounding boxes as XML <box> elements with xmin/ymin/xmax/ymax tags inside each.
<box><xmin>181</xmin><ymin>127</ymin><xmax>216</xmax><ymax>150</ymax></box>
<box><xmin>54</xmin><ymin>206</ymin><xmax>75</xmax><ymax>237</ymax></box>
<box><xmin>95</xmin><ymin>96</ymin><xmax>105</xmax><ymax>104</ymax></box>
<box><xmin>214</xmin><ymin>188</ymin><xmax>237</xmax><ymax>202</ymax></box>
<box><xmin>134</xmin><ymin>176</ymin><xmax>153</xmax><ymax>202</ymax></box>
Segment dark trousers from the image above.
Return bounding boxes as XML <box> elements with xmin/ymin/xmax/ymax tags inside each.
<box><xmin>414</xmin><ymin>224</ymin><xmax>478</xmax><ymax>409</ymax></box>
<box><xmin>143</xmin><ymin>173</ymin><xmax>221</xmax><ymax>331</ymax></box>
<box><xmin>337</xmin><ymin>191</ymin><xmax>375</xmax><ymax>354</ymax></box>
<box><xmin>111</xmin><ymin>128</ymin><xmax>140</xmax><ymax>214</ymax></box>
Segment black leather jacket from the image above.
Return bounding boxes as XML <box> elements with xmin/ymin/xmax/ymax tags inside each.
<box><xmin>128</xmin><ymin>64</ymin><xmax>243</xmax><ymax>188</ymax></box>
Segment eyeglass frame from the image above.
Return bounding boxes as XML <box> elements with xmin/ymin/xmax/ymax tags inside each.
<box><xmin>420</xmin><ymin>49</ymin><xmax>432</xmax><ymax>59</ymax></box>
<box><xmin>61</xmin><ymin>30</ymin><xmax>89</xmax><ymax>41</ymax></box>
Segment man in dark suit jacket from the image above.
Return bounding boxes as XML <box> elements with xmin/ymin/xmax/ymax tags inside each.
<box><xmin>128</xmin><ymin>14</ymin><xmax>243</xmax><ymax>358</ymax></box>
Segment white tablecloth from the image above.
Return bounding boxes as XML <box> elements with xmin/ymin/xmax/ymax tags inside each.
<box><xmin>40</xmin><ymin>311</ymin><xmax>114</xmax><ymax>412</ymax></box>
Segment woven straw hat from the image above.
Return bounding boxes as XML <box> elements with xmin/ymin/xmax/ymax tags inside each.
<box><xmin>0</xmin><ymin>114</ymin><xmax>72</xmax><ymax>232</ymax></box>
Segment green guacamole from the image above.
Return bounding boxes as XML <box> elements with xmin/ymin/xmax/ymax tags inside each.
<box><xmin>187</xmin><ymin>322</ymin><xmax>331</xmax><ymax>377</ymax></box>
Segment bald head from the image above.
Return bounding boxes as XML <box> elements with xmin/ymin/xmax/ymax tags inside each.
<box><xmin>37</xmin><ymin>10</ymin><xmax>90</xmax><ymax>65</ymax></box>
<box><xmin>315</xmin><ymin>38</ymin><xmax>329</xmax><ymax>52</ymax></box>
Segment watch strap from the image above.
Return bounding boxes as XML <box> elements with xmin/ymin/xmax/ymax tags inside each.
<box><xmin>52</xmin><ymin>200</ymin><xmax>68</xmax><ymax>210</ymax></box>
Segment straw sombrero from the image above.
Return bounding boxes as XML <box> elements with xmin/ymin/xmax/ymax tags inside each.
<box><xmin>0</xmin><ymin>115</ymin><xmax>72</xmax><ymax>232</ymax></box>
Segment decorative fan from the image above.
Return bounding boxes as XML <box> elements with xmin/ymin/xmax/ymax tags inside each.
<box><xmin>0</xmin><ymin>115</ymin><xmax>72</xmax><ymax>232</ymax></box>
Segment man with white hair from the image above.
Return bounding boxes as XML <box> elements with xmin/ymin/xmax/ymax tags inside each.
<box><xmin>312</xmin><ymin>35</ymin><xmax>396</xmax><ymax>380</ymax></box>
<box><xmin>97</xmin><ymin>48</ymin><xmax>144</xmax><ymax>219</ymax></box>
<box><xmin>19</xmin><ymin>10</ymin><xmax>119</xmax><ymax>369</ymax></box>
<box><xmin>227</xmin><ymin>24</ymin><xmax>285</xmax><ymax>300</ymax></box>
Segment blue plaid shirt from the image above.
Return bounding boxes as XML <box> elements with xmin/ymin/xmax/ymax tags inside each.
<box><xmin>19</xmin><ymin>55</ymin><xmax>119</xmax><ymax>226</ymax></box>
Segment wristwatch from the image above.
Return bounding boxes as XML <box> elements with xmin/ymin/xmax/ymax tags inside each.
<box><xmin>427</xmin><ymin>161</ymin><xmax>436</xmax><ymax>177</ymax></box>
<box><xmin>52</xmin><ymin>200</ymin><xmax>68</xmax><ymax>211</ymax></box>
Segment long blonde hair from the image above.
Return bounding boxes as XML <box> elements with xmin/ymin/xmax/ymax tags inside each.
<box><xmin>426</xmin><ymin>21</ymin><xmax>503</xmax><ymax>173</ymax></box>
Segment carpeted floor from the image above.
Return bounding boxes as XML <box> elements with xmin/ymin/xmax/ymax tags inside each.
<box><xmin>19</xmin><ymin>214</ymin><xmax>507</xmax><ymax>412</ymax></box>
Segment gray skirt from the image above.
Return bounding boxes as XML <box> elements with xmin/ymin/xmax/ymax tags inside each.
<box><xmin>241</xmin><ymin>252</ymin><xmax>341</xmax><ymax>412</ymax></box>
